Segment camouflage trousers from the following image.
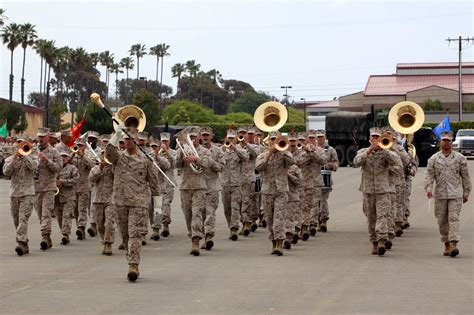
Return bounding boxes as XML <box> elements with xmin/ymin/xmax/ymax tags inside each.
<box><xmin>405</xmin><ymin>179</ymin><xmax>413</xmax><ymax>220</ymax></box>
<box><xmin>387</xmin><ymin>192</ymin><xmax>397</xmax><ymax>236</ymax></box>
<box><xmin>434</xmin><ymin>198</ymin><xmax>462</xmax><ymax>243</ymax></box>
<box><xmin>319</xmin><ymin>190</ymin><xmax>331</xmax><ymax>223</ymax></box>
<box><xmin>302</xmin><ymin>188</ymin><xmax>314</xmax><ymax>226</ymax></box>
<box><xmin>89</xmin><ymin>185</ymin><xmax>97</xmax><ymax>225</ymax></box>
<box><xmin>222</xmin><ymin>186</ymin><xmax>242</xmax><ymax>230</ymax></box>
<box><xmin>394</xmin><ymin>185</ymin><xmax>404</xmax><ymax>224</ymax></box>
<box><xmin>54</xmin><ymin>199</ymin><xmax>75</xmax><ymax>236</ymax></box>
<box><xmin>204</xmin><ymin>191</ymin><xmax>219</xmax><ymax>237</ymax></box>
<box><xmin>240</xmin><ymin>182</ymin><xmax>255</xmax><ymax>224</ymax></box>
<box><xmin>11</xmin><ymin>196</ymin><xmax>34</xmax><ymax>243</ymax></box>
<box><xmin>254</xmin><ymin>193</ymin><xmax>263</xmax><ymax>221</ymax></box>
<box><xmin>94</xmin><ymin>203</ymin><xmax>116</xmax><ymax>244</ymax></box>
<box><xmin>362</xmin><ymin>193</ymin><xmax>389</xmax><ymax>242</ymax></box>
<box><xmin>35</xmin><ymin>191</ymin><xmax>55</xmax><ymax>237</ymax></box>
<box><xmin>181</xmin><ymin>189</ymin><xmax>206</xmax><ymax>239</ymax></box>
<box><xmin>262</xmin><ymin>193</ymin><xmax>288</xmax><ymax>240</ymax></box>
<box><xmin>116</xmin><ymin>205</ymin><xmax>146</xmax><ymax>265</ymax></box>
<box><xmin>75</xmin><ymin>192</ymin><xmax>90</xmax><ymax>229</ymax></box>
<box><xmin>285</xmin><ymin>200</ymin><xmax>298</xmax><ymax>234</ymax></box>
<box><xmin>145</xmin><ymin>197</ymin><xmax>162</xmax><ymax>233</ymax></box>
<box><xmin>161</xmin><ymin>186</ymin><xmax>175</xmax><ymax>225</ymax></box>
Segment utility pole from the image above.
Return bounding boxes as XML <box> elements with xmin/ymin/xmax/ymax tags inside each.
<box><xmin>446</xmin><ymin>36</ymin><xmax>474</xmax><ymax>121</ymax></box>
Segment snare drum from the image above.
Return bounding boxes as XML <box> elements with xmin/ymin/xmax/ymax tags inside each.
<box><xmin>321</xmin><ymin>170</ymin><xmax>332</xmax><ymax>191</ymax></box>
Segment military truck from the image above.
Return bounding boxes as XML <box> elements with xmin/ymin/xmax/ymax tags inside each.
<box><xmin>325</xmin><ymin>110</ymin><xmax>438</xmax><ymax>167</ymax></box>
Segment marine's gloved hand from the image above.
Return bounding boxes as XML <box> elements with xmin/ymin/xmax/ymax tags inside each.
<box><xmin>109</xmin><ymin>126</ymin><xmax>124</xmax><ymax>146</ymax></box>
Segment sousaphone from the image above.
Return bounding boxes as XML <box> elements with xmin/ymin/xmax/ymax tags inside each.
<box><xmin>388</xmin><ymin>101</ymin><xmax>425</xmax><ymax>135</ymax></box>
<box><xmin>254</xmin><ymin>101</ymin><xmax>288</xmax><ymax>132</ymax></box>
<box><xmin>114</xmin><ymin>105</ymin><xmax>146</xmax><ymax>132</ymax></box>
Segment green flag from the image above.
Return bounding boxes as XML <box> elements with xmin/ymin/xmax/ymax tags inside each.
<box><xmin>0</xmin><ymin>120</ymin><xmax>7</xmax><ymax>137</ymax></box>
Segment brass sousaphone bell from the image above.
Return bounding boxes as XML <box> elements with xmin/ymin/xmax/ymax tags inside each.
<box><xmin>254</xmin><ymin>101</ymin><xmax>288</xmax><ymax>132</ymax></box>
<box><xmin>114</xmin><ymin>105</ymin><xmax>146</xmax><ymax>132</ymax></box>
<box><xmin>388</xmin><ymin>101</ymin><xmax>425</xmax><ymax>135</ymax></box>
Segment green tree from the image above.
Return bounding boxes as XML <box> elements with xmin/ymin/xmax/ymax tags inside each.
<box><xmin>163</xmin><ymin>100</ymin><xmax>215</xmax><ymax>124</ymax></box>
<box><xmin>133</xmin><ymin>89</ymin><xmax>161</xmax><ymax>134</ymax></box>
<box><xmin>0</xmin><ymin>102</ymin><xmax>27</xmax><ymax>134</ymax></box>
<box><xmin>171</xmin><ymin>63</ymin><xmax>186</xmax><ymax>93</ymax></box>
<box><xmin>287</xmin><ymin>107</ymin><xmax>305</xmax><ymax>124</ymax></box>
<box><xmin>423</xmin><ymin>99</ymin><xmax>443</xmax><ymax>111</ymax></box>
<box><xmin>185</xmin><ymin>60</ymin><xmax>201</xmax><ymax>77</ymax></box>
<box><xmin>227</xmin><ymin>91</ymin><xmax>270</xmax><ymax>114</ymax></box>
<box><xmin>0</xmin><ymin>8</ymin><xmax>6</xmax><ymax>27</ymax></box>
<box><xmin>75</xmin><ymin>102</ymin><xmax>114</xmax><ymax>135</ymax></box>
<box><xmin>129</xmin><ymin>43</ymin><xmax>146</xmax><ymax>79</ymax></box>
<box><xmin>47</xmin><ymin>97</ymin><xmax>67</xmax><ymax>131</ymax></box>
<box><xmin>19</xmin><ymin>23</ymin><xmax>37</xmax><ymax>105</ymax></box>
<box><xmin>120</xmin><ymin>56</ymin><xmax>134</xmax><ymax>81</ymax></box>
<box><xmin>2</xmin><ymin>22</ymin><xmax>22</xmax><ymax>104</ymax></box>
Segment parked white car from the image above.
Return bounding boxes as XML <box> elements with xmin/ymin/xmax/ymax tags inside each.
<box><xmin>453</xmin><ymin>129</ymin><xmax>474</xmax><ymax>156</ymax></box>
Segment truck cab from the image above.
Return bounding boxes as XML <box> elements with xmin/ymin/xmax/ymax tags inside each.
<box><xmin>453</xmin><ymin>129</ymin><xmax>474</xmax><ymax>156</ymax></box>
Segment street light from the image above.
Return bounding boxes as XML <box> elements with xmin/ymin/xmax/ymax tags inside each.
<box><xmin>281</xmin><ymin>86</ymin><xmax>292</xmax><ymax>105</ymax></box>
<box><xmin>301</xmin><ymin>97</ymin><xmax>306</xmax><ymax>128</ymax></box>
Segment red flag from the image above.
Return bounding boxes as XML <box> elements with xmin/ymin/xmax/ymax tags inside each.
<box><xmin>68</xmin><ymin>111</ymin><xmax>86</xmax><ymax>147</ymax></box>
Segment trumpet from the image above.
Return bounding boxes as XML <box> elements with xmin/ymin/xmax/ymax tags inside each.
<box><xmin>18</xmin><ymin>141</ymin><xmax>33</xmax><ymax>156</ymax></box>
<box><xmin>223</xmin><ymin>139</ymin><xmax>232</xmax><ymax>148</ymax></box>
<box><xmin>237</xmin><ymin>135</ymin><xmax>245</xmax><ymax>142</ymax></box>
<box><xmin>71</xmin><ymin>145</ymin><xmax>79</xmax><ymax>153</ymax></box>
<box><xmin>378</xmin><ymin>133</ymin><xmax>393</xmax><ymax>150</ymax></box>
<box><xmin>296</xmin><ymin>143</ymin><xmax>303</xmax><ymax>150</ymax></box>
<box><xmin>274</xmin><ymin>135</ymin><xmax>289</xmax><ymax>152</ymax></box>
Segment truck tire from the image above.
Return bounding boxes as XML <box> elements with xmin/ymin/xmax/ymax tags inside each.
<box><xmin>346</xmin><ymin>145</ymin><xmax>357</xmax><ymax>167</ymax></box>
<box><xmin>335</xmin><ymin>145</ymin><xmax>347</xmax><ymax>167</ymax></box>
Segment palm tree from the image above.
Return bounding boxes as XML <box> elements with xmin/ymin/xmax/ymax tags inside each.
<box><xmin>171</xmin><ymin>63</ymin><xmax>186</xmax><ymax>94</ymax></box>
<box><xmin>110</xmin><ymin>63</ymin><xmax>123</xmax><ymax>103</ymax></box>
<box><xmin>89</xmin><ymin>52</ymin><xmax>100</xmax><ymax>68</ymax></box>
<box><xmin>149</xmin><ymin>45</ymin><xmax>161</xmax><ymax>82</ymax></box>
<box><xmin>120</xmin><ymin>57</ymin><xmax>134</xmax><ymax>81</ymax></box>
<box><xmin>19</xmin><ymin>23</ymin><xmax>37</xmax><ymax>104</ymax></box>
<box><xmin>99</xmin><ymin>51</ymin><xmax>114</xmax><ymax>99</ymax></box>
<box><xmin>33</xmin><ymin>39</ymin><xmax>48</xmax><ymax>94</ymax></box>
<box><xmin>185</xmin><ymin>60</ymin><xmax>201</xmax><ymax>78</ymax></box>
<box><xmin>129</xmin><ymin>43</ymin><xmax>146</xmax><ymax>79</ymax></box>
<box><xmin>0</xmin><ymin>9</ymin><xmax>7</xmax><ymax>27</ymax></box>
<box><xmin>2</xmin><ymin>22</ymin><xmax>22</xmax><ymax>103</ymax></box>
<box><xmin>158</xmin><ymin>43</ymin><xmax>170</xmax><ymax>91</ymax></box>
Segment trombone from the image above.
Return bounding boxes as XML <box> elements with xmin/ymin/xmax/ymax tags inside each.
<box><xmin>378</xmin><ymin>133</ymin><xmax>393</xmax><ymax>150</ymax></box>
<box><xmin>17</xmin><ymin>141</ymin><xmax>33</xmax><ymax>156</ymax></box>
<box><xmin>90</xmin><ymin>93</ymin><xmax>176</xmax><ymax>187</ymax></box>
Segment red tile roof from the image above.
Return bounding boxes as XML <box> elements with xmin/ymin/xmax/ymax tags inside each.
<box><xmin>397</xmin><ymin>62</ymin><xmax>474</xmax><ymax>69</ymax></box>
<box><xmin>364</xmin><ymin>75</ymin><xmax>474</xmax><ymax>96</ymax></box>
<box><xmin>306</xmin><ymin>99</ymin><xmax>340</xmax><ymax>108</ymax></box>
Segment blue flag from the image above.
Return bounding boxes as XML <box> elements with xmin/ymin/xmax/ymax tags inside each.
<box><xmin>433</xmin><ymin>115</ymin><xmax>451</xmax><ymax>139</ymax></box>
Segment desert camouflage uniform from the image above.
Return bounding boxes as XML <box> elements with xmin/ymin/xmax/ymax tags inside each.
<box><xmin>404</xmin><ymin>154</ymin><xmax>419</xmax><ymax>221</ymax></box>
<box><xmin>105</xmin><ymin>143</ymin><xmax>160</xmax><ymax>266</ymax></box>
<box><xmin>34</xmin><ymin>144</ymin><xmax>62</xmax><ymax>237</ymax></box>
<box><xmin>387</xmin><ymin>150</ymin><xmax>404</xmax><ymax>236</ymax></box>
<box><xmin>159</xmin><ymin>148</ymin><xmax>177</xmax><ymax>226</ymax></box>
<box><xmin>70</xmin><ymin>152</ymin><xmax>96</xmax><ymax>229</ymax></box>
<box><xmin>238</xmin><ymin>142</ymin><xmax>258</xmax><ymax>225</ymax></box>
<box><xmin>253</xmin><ymin>144</ymin><xmax>266</xmax><ymax>223</ymax></box>
<box><xmin>286</xmin><ymin>164</ymin><xmax>303</xmax><ymax>234</ymax></box>
<box><xmin>176</xmin><ymin>145</ymin><xmax>211</xmax><ymax>238</ymax></box>
<box><xmin>296</xmin><ymin>146</ymin><xmax>327</xmax><ymax>228</ymax></box>
<box><xmin>255</xmin><ymin>150</ymin><xmax>295</xmax><ymax>241</ymax></box>
<box><xmin>87</xmin><ymin>145</ymin><xmax>102</xmax><ymax>228</ymax></box>
<box><xmin>203</xmin><ymin>144</ymin><xmax>225</xmax><ymax>237</ymax></box>
<box><xmin>55</xmin><ymin>163</ymin><xmax>79</xmax><ymax>236</ymax></box>
<box><xmin>392</xmin><ymin>144</ymin><xmax>411</xmax><ymax>229</ymax></box>
<box><xmin>221</xmin><ymin>145</ymin><xmax>249</xmax><ymax>230</ymax></box>
<box><xmin>354</xmin><ymin>148</ymin><xmax>398</xmax><ymax>243</ymax></box>
<box><xmin>55</xmin><ymin>141</ymin><xmax>70</xmax><ymax>155</ymax></box>
<box><xmin>424</xmin><ymin>151</ymin><xmax>471</xmax><ymax>243</ymax></box>
<box><xmin>3</xmin><ymin>154</ymin><xmax>38</xmax><ymax>243</ymax></box>
<box><xmin>319</xmin><ymin>145</ymin><xmax>338</xmax><ymax>224</ymax></box>
<box><xmin>89</xmin><ymin>163</ymin><xmax>115</xmax><ymax>244</ymax></box>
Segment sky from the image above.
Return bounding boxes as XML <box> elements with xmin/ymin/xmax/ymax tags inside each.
<box><xmin>1</xmin><ymin>0</ymin><xmax>473</xmax><ymax>104</ymax></box>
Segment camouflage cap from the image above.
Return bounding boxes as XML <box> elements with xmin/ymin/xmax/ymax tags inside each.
<box><xmin>226</xmin><ymin>130</ymin><xmax>236</xmax><ymax>138</ymax></box>
<box><xmin>315</xmin><ymin>129</ymin><xmax>326</xmax><ymax>137</ymax></box>
<box><xmin>255</xmin><ymin>129</ymin><xmax>263</xmax><ymax>135</ymax></box>
<box><xmin>60</xmin><ymin>151</ymin><xmax>70</xmax><ymax>157</ymax></box>
<box><xmin>237</xmin><ymin>126</ymin><xmax>247</xmax><ymax>133</ymax></box>
<box><xmin>138</xmin><ymin>131</ymin><xmax>149</xmax><ymax>141</ymax></box>
<box><xmin>369</xmin><ymin>127</ymin><xmax>382</xmax><ymax>136</ymax></box>
<box><xmin>381</xmin><ymin>126</ymin><xmax>394</xmax><ymax>134</ymax></box>
<box><xmin>288</xmin><ymin>130</ymin><xmax>298</xmax><ymax>140</ymax></box>
<box><xmin>37</xmin><ymin>127</ymin><xmax>50</xmax><ymax>137</ymax></box>
<box><xmin>269</xmin><ymin>131</ymin><xmax>280</xmax><ymax>139</ymax></box>
<box><xmin>122</xmin><ymin>127</ymin><xmax>139</xmax><ymax>139</ymax></box>
<box><xmin>87</xmin><ymin>131</ymin><xmax>99</xmax><ymax>139</ymax></box>
<box><xmin>61</xmin><ymin>129</ymin><xmax>72</xmax><ymax>137</ymax></box>
<box><xmin>100</xmin><ymin>134</ymin><xmax>111</xmax><ymax>141</ymax></box>
<box><xmin>160</xmin><ymin>132</ymin><xmax>171</xmax><ymax>140</ymax></box>
<box><xmin>75</xmin><ymin>137</ymin><xmax>86</xmax><ymax>145</ymax></box>
<box><xmin>185</xmin><ymin>126</ymin><xmax>200</xmax><ymax>136</ymax></box>
<box><xmin>247</xmin><ymin>127</ymin><xmax>256</xmax><ymax>134</ymax></box>
<box><xmin>200</xmin><ymin>126</ymin><xmax>213</xmax><ymax>135</ymax></box>
<box><xmin>440</xmin><ymin>131</ymin><xmax>454</xmax><ymax>140</ymax></box>
<box><xmin>297</xmin><ymin>132</ymin><xmax>307</xmax><ymax>140</ymax></box>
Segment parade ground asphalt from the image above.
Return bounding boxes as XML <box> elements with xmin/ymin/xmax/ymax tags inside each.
<box><xmin>0</xmin><ymin>161</ymin><xmax>472</xmax><ymax>315</ymax></box>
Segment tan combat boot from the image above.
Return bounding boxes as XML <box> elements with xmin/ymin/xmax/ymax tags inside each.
<box><xmin>395</xmin><ymin>224</ymin><xmax>404</xmax><ymax>237</ymax></box>
<box><xmin>443</xmin><ymin>242</ymin><xmax>451</xmax><ymax>256</ymax></box>
<box><xmin>118</xmin><ymin>242</ymin><xmax>125</xmax><ymax>250</ymax></box>
<box><xmin>449</xmin><ymin>241</ymin><xmax>459</xmax><ymax>257</ymax></box>
<box><xmin>40</xmin><ymin>235</ymin><xmax>49</xmax><ymax>250</ymax></box>
<box><xmin>301</xmin><ymin>225</ymin><xmax>310</xmax><ymax>241</ymax></box>
<box><xmin>283</xmin><ymin>233</ymin><xmax>292</xmax><ymax>250</ymax></box>
<box><xmin>292</xmin><ymin>227</ymin><xmax>300</xmax><ymax>244</ymax></box>
<box><xmin>161</xmin><ymin>223</ymin><xmax>170</xmax><ymax>237</ymax></box>
<box><xmin>385</xmin><ymin>235</ymin><xmax>393</xmax><ymax>250</ymax></box>
<box><xmin>24</xmin><ymin>242</ymin><xmax>29</xmax><ymax>255</ymax></box>
<box><xmin>309</xmin><ymin>225</ymin><xmax>317</xmax><ymax>236</ymax></box>
<box><xmin>320</xmin><ymin>221</ymin><xmax>327</xmax><ymax>233</ymax></box>
<box><xmin>377</xmin><ymin>240</ymin><xmax>386</xmax><ymax>256</ymax></box>
<box><xmin>150</xmin><ymin>228</ymin><xmax>160</xmax><ymax>241</ymax></box>
<box><xmin>274</xmin><ymin>240</ymin><xmax>283</xmax><ymax>256</ymax></box>
<box><xmin>205</xmin><ymin>234</ymin><xmax>214</xmax><ymax>250</ymax></box>
<box><xmin>47</xmin><ymin>235</ymin><xmax>53</xmax><ymax>249</ymax></box>
<box><xmin>61</xmin><ymin>234</ymin><xmax>70</xmax><ymax>245</ymax></box>
<box><xmin>229</xmin><ymin>228</ymin><xmax>238</xmax><ymax>241</ymax></box>
<box><xmin>190</xmin><ymin>237</ymin><xmax>200</xmax><ymax>256</ymax></box>
<box><xmin>104</xmin><ymin>243</ymin><xmax>112</xmax><ymax>256</ymax></box>
<box><xmin>102</xmin><ymin>244</ymin><xmax>107</xmax><ymax>255</ymax></box>
<box><xmin>76</xmin><ymin>227</ymin><xmax>85</xmax><ymax>240</ymax></box>
<box><xmin>127</xmin><ymin>264</ymin><xmax>139</xmax><ymax>282</ymax></box>
<box><xmin>371</xmin><ymin>242</ymin><xmax>378</xmax><ymax>255</ymax></box>
<box><xmin>243</xmin><ymin>222</ymin><xmax>251</xmax><ymax>237</ymax></box>
<box><xmin>15</xmin><ymin>242</ymin><xmax>27</xmax><ymax>256</ymax></box>
<box><xmin>251</xmin><ymin>221</ymin><xmax>258</xmax><ymax>232</ymax></box>
<box><xmin>87</xmin><ymin>223</ymin><xmax>97</xmax><ymax>237</ymax></box>
<box><xmin>271</xmin><ymin>240</ymin><xmax>277</xmax><ymax>254</ymax></box>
